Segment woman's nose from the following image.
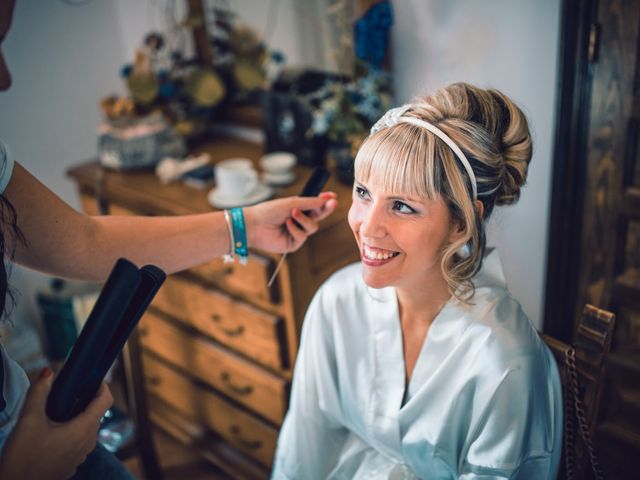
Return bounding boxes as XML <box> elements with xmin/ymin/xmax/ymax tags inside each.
<box><xmin>359</xmin><ymin>205</ymin><xmax>387</xmax><ymax>239</ymax></box>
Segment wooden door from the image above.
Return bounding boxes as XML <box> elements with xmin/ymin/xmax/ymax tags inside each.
<box><xmin>544</xmin><ymin>0</ymin><xmax>640</xmax><ymax>478</ymax></box>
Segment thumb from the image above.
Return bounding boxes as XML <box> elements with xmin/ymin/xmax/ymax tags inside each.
<box><xmin>22</xmin><ymin>367</ymin><xmax>54</xmax><ymax>414</ymax></box>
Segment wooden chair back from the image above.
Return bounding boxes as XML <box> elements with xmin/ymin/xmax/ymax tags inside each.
<box><xmin>541</xmin><ymin>304</ymin><xmax>616</xmax><ymax>480</ymax></box>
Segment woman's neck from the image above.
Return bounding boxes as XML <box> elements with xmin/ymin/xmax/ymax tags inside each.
<box><xmin>395</xmin><ymin>273</ymin><xmax>451</xmax><ymax>384</ymax></box>
<box><xmin>396</xmin><ymin>273</ymin><xmax>451</xmax><ymax>326</ymax></box>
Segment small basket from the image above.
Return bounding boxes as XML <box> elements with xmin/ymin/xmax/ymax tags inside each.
<box><xmin>97</xmin><ymin>114</ymin><xmax>185</xmax><ymax>170</ymax></box>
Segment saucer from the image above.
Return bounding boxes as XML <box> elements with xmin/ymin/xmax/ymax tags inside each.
<box><xmin>261</xmin><ymin>170</ymin><xmax>295</xmax><ymax>186</ymax></box>
<box><xmin>207</xmin><ymin>182</ymin><xmax>273</xmax><ymax>209</ymax></box>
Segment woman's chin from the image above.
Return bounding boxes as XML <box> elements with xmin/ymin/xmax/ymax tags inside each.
<box><xmin>361</xmin><ymin>271</ymin><xmax>392</xmax><ymax>290</ymax></box>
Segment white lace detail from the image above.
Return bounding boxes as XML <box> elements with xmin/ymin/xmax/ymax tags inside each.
<box><xmin>369</xmin><ymin>105</ymin><xmax>478</xmax><ymax>200</ymax></box>
<box><xmin>370</xmin><ymin>104</ymin><xmax>412</xmax><ymax>135</ymax></box>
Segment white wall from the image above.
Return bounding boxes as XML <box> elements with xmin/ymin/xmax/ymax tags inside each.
<box><xmin>0</xmin><ymin>0</ymin><xmax>559</xmax><ymax>344</ymax></box>
<box><xmin>392</xmin><ymin>0</ymin><xmax>561</xmax><ymax>327</ymax></box>
<box><xmin>0</xmin><ymin>0</ymin><xmax>128</xmax><ymax>341</ymax></box>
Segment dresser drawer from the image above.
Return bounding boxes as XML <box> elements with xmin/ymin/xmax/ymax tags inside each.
<box><xmin>190</xmin><ymin>254</ymin><xmax>278</xmax><ymax>304</ymax></box>
<box><xmin>144</xmin><ymin>353</ymin><xmax>278</xmax><ymax>467</ymax></box>
<box><xmin>139</xmin><ymin>311</ymin><xmax>287</xmax><ymax>425</ymax></box>
<box><xmin>152</xmin><ymin>274</ymin><xmax>287</xmax><ymax>369</ymax></box>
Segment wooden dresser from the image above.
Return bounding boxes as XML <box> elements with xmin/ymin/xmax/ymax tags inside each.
<box><xmin>67</xmin><ymin>137</ymin><xmax>359</xmax><ymax>479</ymax></box>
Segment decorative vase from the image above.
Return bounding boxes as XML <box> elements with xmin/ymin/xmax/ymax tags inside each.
<box><xmin>327</xmin><ymin>141</ymin><xmax>355</xmax><ymax>185</ymax></box>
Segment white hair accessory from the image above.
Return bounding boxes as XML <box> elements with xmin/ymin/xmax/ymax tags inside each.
<box><xmin>370</xmin><ymin>104</ymin><xmax>478</xmax><ymax>200</ymax></box>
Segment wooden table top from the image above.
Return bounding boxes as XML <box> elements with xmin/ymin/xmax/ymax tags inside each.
<box><xmin>67</xmin><ymin>136</ymin><xmax>354</xmax><ymax>231</ymax></box>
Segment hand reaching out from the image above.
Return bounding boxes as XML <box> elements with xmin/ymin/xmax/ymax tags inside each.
<box><xmin>244</xmin><ymin>192</ymin><xmax>338</xmax><ymax>254</ymax></box>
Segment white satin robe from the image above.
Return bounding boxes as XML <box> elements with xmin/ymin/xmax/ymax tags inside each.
<box><xmin>272</xmin><ymin>250</ymin><xmax>562</xmax><ymax>479</ymax></box>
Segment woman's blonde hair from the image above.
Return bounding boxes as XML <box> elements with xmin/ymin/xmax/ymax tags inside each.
<box><xmin>354</xmin><ymin>82</ymin><xmax>532</xmax><ymax>301</ymax></box>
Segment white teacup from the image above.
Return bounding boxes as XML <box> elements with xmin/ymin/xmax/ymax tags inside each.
<box><xmin>215</xmin><ymin>158</ymin><xmax>258</xmax><ymax>199</ymax></box>
<box><xmin>260</xmin><ymin>151</ymin><xmax>297</xmax><ymax>175</ymax></box>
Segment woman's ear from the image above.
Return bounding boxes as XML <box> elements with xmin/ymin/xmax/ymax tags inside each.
<box><xmin>448</xmin><ymin>200</ymin><xmax>483</xmax><ymax>242</ymax></box>
<box><xmin>449</xmin><ymin>215</ymin><xmax>466</xmax><ymax>242</ymax></box>
<box><xmin>475</xmin><ymin>200</ymin><xmax>484</xmax><ymax>219</ymax></box>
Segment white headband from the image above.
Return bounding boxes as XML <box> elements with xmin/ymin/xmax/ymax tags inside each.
<box><xmin>370</xmin><ymin>104</ymin><xmax>478</xmax><ymax>200</ymax></box>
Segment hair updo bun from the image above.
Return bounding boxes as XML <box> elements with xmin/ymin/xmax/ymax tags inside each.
<box><xmin>408</xmin><ymin>83</ymin><xmax>533</xmax><ymax>216</ymax></box>
<box><xmin>487</xmin><ymin>89</ymin><xmax>532</xmax><ymax>206</ymax></box>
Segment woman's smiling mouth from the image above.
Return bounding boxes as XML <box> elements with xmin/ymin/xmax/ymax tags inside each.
<box><xmin>362</xmin><ymin>243</ymin><xmax>400</xmax><ymax>265</ymax></box>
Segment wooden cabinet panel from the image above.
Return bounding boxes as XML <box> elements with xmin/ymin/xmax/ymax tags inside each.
<box><xmin>143</xmin><ymin>353</ymin><xmax>278</xmax><ymax>468</ymax></box>
<box><xmin>139</xmin><ymin>311</ymin><xmax>287</xmax><ymax>425</ymax></box>
<box><xmin>152</xmin><ymin>274</ymin><xmax>286</xmax><ymax>369</ymax></box>
<box><xmin>190</xmin><ymin>254</ymin><xmax>278</xmax><ymax>305</ymax></box>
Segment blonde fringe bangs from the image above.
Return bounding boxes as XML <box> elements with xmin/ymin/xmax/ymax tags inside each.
<box><xmin>355</xmin><ymin>124</ymin><xmax>441</xmax><ymax>199</ymax></box>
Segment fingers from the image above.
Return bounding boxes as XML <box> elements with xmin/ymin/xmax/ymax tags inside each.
<box><xmin>59</xmin><ymin>383</ymin><xmax>112</xmax><ymax>461</ymax></box>
<box><xmin>284</xmin><ymin>216</ymin><xmax>308</xmax><ymax>249</ymax></box>
<box><xmin>22</xmin><ymin>367</ymin><xmax>53</xmax><ymax>418</ymax></box>
<box><xmin>290</xmin><ymin>193</ymin><xmax>338</xmax><ymax>218</ymax></box>
<box><xmin>291</xmin><ymin>208</ymin><xmax>318</xmax><ymax>235</ymax></box>
<box><xmin>284</xmin><ymin>203</ymin><xmax>331</xmax><ymax>251</ymax></box>
<box><xmin>75</xmin><ymin>383</ymin><xmax>113</xmax><ymax>425</ymax></box>
<box><xmin>283</xmin><ymin>192</ymin><xmax>337</xmax><ymax>248</ymax></box>
<box><xmin>314</xmin><ymin>193</ymin><xmax>338</xmax><ymax>221</ymax></box>
<box><xmin>318</xmin><ymin>191</ymin><xmax>338</xmax><ymax>200</ymax></box>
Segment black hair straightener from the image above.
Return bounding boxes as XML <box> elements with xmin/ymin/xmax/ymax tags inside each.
<box><xmin>46</xmin><ymin>258</ymin><xmax>166</xmax><ymax>422</ymax></box>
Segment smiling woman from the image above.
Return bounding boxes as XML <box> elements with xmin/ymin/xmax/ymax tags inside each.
<box><xmin>272</xmin><ymin>82</ymin><xmax>563</xmax><ymax>479</ymax></box>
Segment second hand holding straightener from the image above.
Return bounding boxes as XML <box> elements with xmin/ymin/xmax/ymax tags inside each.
<box><xmin>46</xmin><ymin>258</ymin><xmax>166</xmax><ymax>422</ymax></box>
<box><xmin>267</xmin><ymin>166</ymin><xmax>331</xmax><ymax>287</ymax></box>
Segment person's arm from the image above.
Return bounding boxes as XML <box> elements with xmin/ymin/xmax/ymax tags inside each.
<box><xmin>3</xmin><ymin>162</ymin><xmax>337</xmax><ymax>281</ymax></box>
<box><xmin>458</xmin><ymin>362</ymin><xmax>556</xmax><ymax>479</ymax></box>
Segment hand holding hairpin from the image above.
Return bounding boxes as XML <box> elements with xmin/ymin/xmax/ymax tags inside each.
<box><xmin>267</xmin><ymin>167</ymin><xmax>331</xmax><ymax>287</ymax></box>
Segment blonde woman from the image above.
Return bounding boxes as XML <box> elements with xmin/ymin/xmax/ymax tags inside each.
<box><xmin>273</xmin><ymin>83</ymin><xmax>562</xmax><ymax>479</ymax></box>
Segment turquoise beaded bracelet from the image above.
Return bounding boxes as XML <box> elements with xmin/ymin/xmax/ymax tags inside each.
<box><xmin>230</xmin><ymin>207</ymin><xmax>249</xmax><ymax>265</ymax></box>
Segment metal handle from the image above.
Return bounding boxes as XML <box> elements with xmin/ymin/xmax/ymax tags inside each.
<box><xmin>138</xmin><ymin>326</ymin><xmax>150</xmax><ymax>337</ymax></box>
<box><xmin>221</xmin><ymin>372</ymin><xmax>254</xmax><ymax>396</ymax></box>
<box><xmin>211</xmin><ymin>314</ymin><xmax>245</xmax><ymax>337</ymax></box>
<box><xmin>210</xmin><ymin>266</ymin><xmax>234</xmax><ymax>278</ymax></box>
<box><xmin>230</xmin><ymin>425</ymin><xmax>262</xmax><ymax>450</ymax></box>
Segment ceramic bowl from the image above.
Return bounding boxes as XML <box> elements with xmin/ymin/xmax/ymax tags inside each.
<box><xmin>259</xmin><ymin>151</ymin><xmax>297</xmax><ymax>174</ymax></box>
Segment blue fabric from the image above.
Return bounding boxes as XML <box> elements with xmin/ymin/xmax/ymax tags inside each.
<box><xmin>0</xmin><ymin>344</ymin><xmax>30</xmax><ymax>455</ymax></box>
<box><xmin>272</xmin><ymin>250</ymin><xmax>562</xmax><ymax>479</ymax></box>
<box><xmin>354</xmin><ymin>1</ymin><xmax>393</xmax><ymax>69</ymax></box>
<box><xmin>71</xmin><ymin>442</ymin><xmax>136</xmax><ymax>480</ymax></box>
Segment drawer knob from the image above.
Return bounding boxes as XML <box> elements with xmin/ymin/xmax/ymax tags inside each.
<box><xmin>146</xmin><ymin>376</ymin><xmax>161</xmax><ymax>387</ymax></box>
<box><xmin>210</xmin><ymin>315</ymin><xmax>245</xmax><ymax>337</ymax></box>
<box><xmin>138</xmin><ymin>326</ymin><xmax>150</xmax><ymax>337</ymax></box>
<box><xmin>210</xmin><ymin>267</ymin><xmax>234</xmax><ymax>278</ymax></box>
<box><xmin>230</xmin><ymin>425</ymin><xmax>262</xmax><ymax>450</ymax></box>
<box><xmin>221</xmin><ymin>372</ymin><xmax>254</xmax><ymax>396</ymax></box>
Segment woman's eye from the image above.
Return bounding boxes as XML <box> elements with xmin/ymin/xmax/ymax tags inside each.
<box><xmin>393</xmin><ymin>201</ymin><xmax>416</xmax><ymax>214</ymax></box>
<box><xmin>355</xmin><ymin>186</ymin><xmax>370</xmax><ymax>200</ymax></box>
